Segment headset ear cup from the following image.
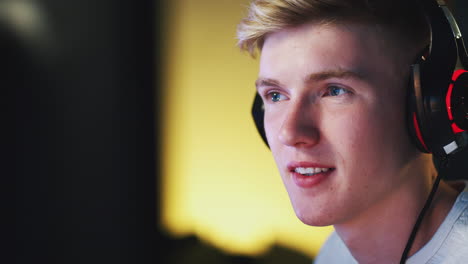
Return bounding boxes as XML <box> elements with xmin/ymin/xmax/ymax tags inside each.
<box><xmin>411</xmin><ymin>111</ymin><xmax>431</xmax><ymax>153</ymax></box>
<box><xmin>407</xmin><ymin>66</ymin><xmax>431</xmax><ymax>153</ymax></box>
<box><xmin>407</xmin><ymin>106</ymin><xmax>432</xmax><ymax>153</ymax></box>
<box><xmin>252</xmin><ymin>93</ymin><xmax>270</xmax><ymax>148</ymax></box>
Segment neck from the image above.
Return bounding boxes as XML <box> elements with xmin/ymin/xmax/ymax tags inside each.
<box><xmin>334</xmin><ymin>155</ymin><xmax>458</xmax><ymax>264</ymax></box>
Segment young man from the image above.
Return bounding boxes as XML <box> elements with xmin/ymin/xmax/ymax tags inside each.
<box><xmin>237</xmin><ymin>0</ymin><xmax>468</xmax><ymax>263</ymax></box>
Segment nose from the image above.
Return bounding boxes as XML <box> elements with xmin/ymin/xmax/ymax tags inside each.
<box><xmin>277</xmin><ymin>100</ymin><xmax>320</xmax><ymax>148</ymax></box>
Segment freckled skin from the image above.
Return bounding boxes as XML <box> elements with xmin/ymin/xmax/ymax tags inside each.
<box><xmin>259</xmin><ymin>22</ymin><xmax>421</xmax><ymax>227</ymax></box>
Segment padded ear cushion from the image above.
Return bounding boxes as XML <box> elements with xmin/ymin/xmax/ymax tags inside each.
<box><xmin>407</xmin><ymin>64</ymin><xmax>431</xmax><ymax>153</ymax></box>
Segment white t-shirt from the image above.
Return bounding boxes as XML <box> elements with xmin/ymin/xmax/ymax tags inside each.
<box><xmin>315</xmin><ymin>181</ymin><xmax>468</xmax><ymax>264</ymax></box>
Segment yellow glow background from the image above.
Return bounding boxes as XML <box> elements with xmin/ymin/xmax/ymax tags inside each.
<box><xmin>162</xmin><ymin>0</ymin><xmax>333</xmax><ymax>258</ymax></box>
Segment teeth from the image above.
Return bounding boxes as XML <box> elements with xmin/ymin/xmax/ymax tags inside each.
<box><xmin>294</xmin><ymin>167</ymin><xmax>330</xmax><ymax>176</ymax></box>
<box><xmin>295</xmin><ymin>167</ymin><xmax>314</xmax><ymax>174</ymax></box>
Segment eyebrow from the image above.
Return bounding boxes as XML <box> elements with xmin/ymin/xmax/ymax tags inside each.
<box><xmin>255</xmin><ymin>78</ymin><xmax>283</xmax><ymax>90</ymax></box>
<box><xmin>255</xmin><ymin>68</ymin><xmax>367</xmax><ymax>90</ymax></box>
<box><xmin>306</xmin><ymin>69</ymin><xmax>366</xmax><ymax>82</ymax></box>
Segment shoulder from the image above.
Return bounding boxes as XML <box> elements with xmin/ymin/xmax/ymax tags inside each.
<box><xmin>447</xmin><ymin>180</ymin><xmax>468</xmax><ymax>233</ymax></box>
<box><xmin>438</xmin><ymin>184</ymin><xmax>468</xmax><ymax>260</ymax></box>
<box><xmin>433</xmin><ymin>190</ymin><xmax>468</xmax><ymax>262</ymax></box>
<box><xmin>314</xmin><ymin>231</ymin><xmax>357</xmax><ymax>264</ymax></box>
<box><xmin>411</xmin><ymin>181</ymin><xmax>468</xmax><ymax>263</ymax></box>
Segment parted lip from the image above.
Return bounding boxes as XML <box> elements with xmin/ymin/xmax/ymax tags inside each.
<box><xmin>287</xmin><ymin>161</ymin><xmax>334</xmax><ymax>172</ymax></box>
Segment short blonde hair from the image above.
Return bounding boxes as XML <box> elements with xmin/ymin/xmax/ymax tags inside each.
<box><xmin>237</xmin><ymin>0</ymin><xmax>429</xmax><ymax>57</ymax></box>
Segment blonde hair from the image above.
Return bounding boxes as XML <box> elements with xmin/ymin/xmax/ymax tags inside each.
<box><xmin>237</xmin><ymin>0</ymin><xmax>429</xmax><ymax>57</ymax></box>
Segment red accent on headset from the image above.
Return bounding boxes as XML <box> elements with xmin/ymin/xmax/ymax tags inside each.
<box><xmin>451</xmin><ymin>123</ymin><xmax>465</xmax><ymax>133</ymax></box>
<box><xmin>445</xmin><ymin>69</ymin><xmax>468</xmax><ymax>134</ymax></box>
<box><xmin>413</xmin><ymin>112</ymin><xmax>430</xmax><ymax>152</ymax></box>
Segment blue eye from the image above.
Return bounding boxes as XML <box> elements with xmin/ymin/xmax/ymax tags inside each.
<box><xmin>327</xmin><ymin>86</ymin><xmax>348</xmax><ymax>96</ymax></box>
<box><xmin>269</xmin><ymin>92</ymin><xmax>286</xmax><ymax>102</ymax></box>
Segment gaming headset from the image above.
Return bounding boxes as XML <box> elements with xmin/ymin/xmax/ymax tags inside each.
<box><xmin>408</xmin><ymin>0</ymin><xmax>468</xmax><ymax>158</ymax></box>
<box><xmin>251</xmin><ymin>0</ymin><xmax>468</xmax><ymax>160</ymax></box>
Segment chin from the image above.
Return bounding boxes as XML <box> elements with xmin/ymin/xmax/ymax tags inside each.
<box><xmin>292</xmin><ymin>205</ymin><xmax>335</xmax><ymax>227</ymax></box>
<box><xmin>297</xmin><ymin>216</ymin><xmax>334</xmax><ymax>227</ymax></box>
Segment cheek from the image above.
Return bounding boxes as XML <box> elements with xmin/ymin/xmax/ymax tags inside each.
<box><xmin>324</xmin><ymin>107</ymin><xmax>388</xmax><ymax>163</ymax></box>
<box><xmin>326</xmin><ymin>101</ymin><xmax>412</xmax><ymax>175</ymax></box>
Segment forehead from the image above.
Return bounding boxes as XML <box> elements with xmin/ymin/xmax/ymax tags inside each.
<box><xmin>259</xmin><ymin>22</ymin><xmax>402</xmax><ymax>84</ymax></box>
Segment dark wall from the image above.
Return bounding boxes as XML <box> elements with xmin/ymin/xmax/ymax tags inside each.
<box><xmin>4</xmin><ymin>1</ymin><xmax>160</xmax><ymax>263</ymax></box>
